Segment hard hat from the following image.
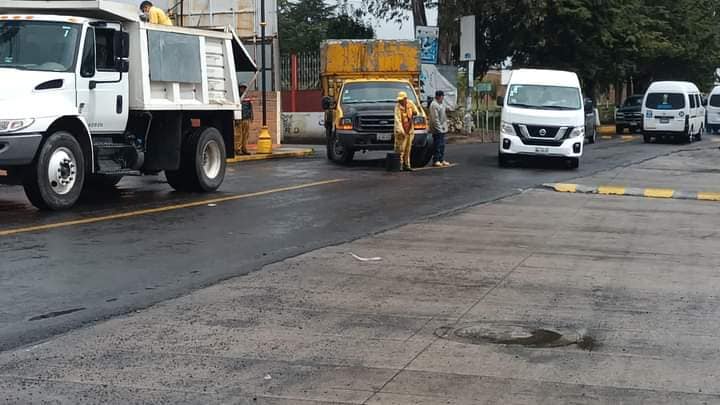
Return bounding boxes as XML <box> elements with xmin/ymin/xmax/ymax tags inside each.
<box><xmin>396</xmin><ymin>91</ymin><xmax>408</xmax><ymax>101</ymax></box>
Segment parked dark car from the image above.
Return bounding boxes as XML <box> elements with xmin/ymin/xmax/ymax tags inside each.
<box><xmin>615</xmin><ymin>95</ymin><xmax>644</xmax><ymax>133</ymax></box>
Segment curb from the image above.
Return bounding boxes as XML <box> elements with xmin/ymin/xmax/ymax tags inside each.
<box><xmin>543</xmin><ymin>183</ymin><xmax>720</xmax><ymax>202</ymax></box>
<box><xmin>227</xmin><ymin>148</ymin><xmax>314</xmax><ymax>164</ymax></box>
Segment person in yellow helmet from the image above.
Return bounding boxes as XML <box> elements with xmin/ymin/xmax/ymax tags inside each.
<box><xmin>140</xmin><ymin>1</ymin><xmax>173</xmax><ymax>26</ymax></box>
<box><xmin>394</xmin><ymin>91</ymin><xmax>418</xmax><ymax>171</ymax></box>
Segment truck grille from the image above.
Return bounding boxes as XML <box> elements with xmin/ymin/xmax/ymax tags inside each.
<box><xmin>356</xmin><ymin>115</ymin><xmax>395</xmax><ymax>133</ymax></box>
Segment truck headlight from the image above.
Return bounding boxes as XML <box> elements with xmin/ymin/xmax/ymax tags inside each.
<box><xmin>568</xmin><ymin>127</ymin><xmax>585</xmax><ymax>138</ymax></box>
<box><xmin>413</xmin><ymin>116</ymin><xmax>427</xmax><ymax>130</ymax></box>
<box><xmin>500</xmin><ymin>121</ymin><xmax>516</xmax><ymax>136</ymax></box>
<box><xmin>0</xmin><ymin>118</ymin><xmax>34</xmax><ymax>133</ymax></box>
<box><xmin>337</xmin><ymin>117</ymin><xmax>353</xmax><ymax>130</ymax></box>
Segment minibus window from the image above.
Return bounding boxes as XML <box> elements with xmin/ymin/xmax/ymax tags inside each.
<box><xmin>645</xmin><ymin>93</ymin><xmax>685</xmax><ymax>110</ymax></box>
<box><xmin>709</xmin><ymin>95</ymin><xmax>720</xmax><ymax>107</ymax></box>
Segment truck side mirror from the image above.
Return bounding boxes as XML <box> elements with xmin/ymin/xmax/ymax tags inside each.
<box><xmin>114</xmin><ymin>31</ymin><xmax>130</xmax><ymax>59</ymax></box>
<box><xmin>321</xmin><ymin>96</ymin><xmax>334</xmax><ymax>110</ymax></box>
<box><xmin>496</xmin><ymin>96</ymin><xmax>504</xmax><ymax>107</ymax></box>
<box><xmin>116</xmin><ymin>58</ymin><xmax>130</xmax><ymax>73</ymax></box>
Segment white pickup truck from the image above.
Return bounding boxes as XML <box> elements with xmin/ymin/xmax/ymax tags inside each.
<box><xmin>0</xmin><ymin>0</ymin><xmax>256</xmax><ymax>209</ymax></box>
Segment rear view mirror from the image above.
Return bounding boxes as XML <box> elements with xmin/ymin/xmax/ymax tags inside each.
<box><xmin>321</xmin><ymin>96</ymin><xmax>334</xmax><ymax>110</ymax></box>
<box><xmin>113</xmin><ymin>31</ymin><xmax>130</xmax><ymax>59</ymax></box>
<box><xmin>496</xmin><ymin>96</ymin><xmax>504</xmax><ymax>107</ymax></box>
<box><xmin>115</xmin><ymin>58</ymin><xmax>129</xmax><ymax>73</ymax></box>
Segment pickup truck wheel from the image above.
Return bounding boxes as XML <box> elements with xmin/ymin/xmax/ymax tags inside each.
<box><xmin>166</xmin><ymin>127</ymin><xmax>226</xmax><ymax>192</ymax></box>
<box><xmin>615</xmin><ymin>125</ymin><xmax>624</xmax><ymax>134</ymax></box>
<box><xmin>23</xmin><ymin>131</ymin><xmax>85</xmax><ymax>210</ymax></box>
<box><xmin>327</xmin><ymin>133</ymin><xmax>354</xmax><ymax>164</ymax></box>
<box><xmin>410</xmin><ymin>143</ymin><xmax>434</xmax><ymax>168</ymax></box>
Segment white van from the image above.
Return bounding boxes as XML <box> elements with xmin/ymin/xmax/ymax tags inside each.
<box><xmin>641</xmin><ymin>81</ymin><xmax>704</xmax><ymax>143</ymax></box>
<box><xmin>497</xmin><ymin>69</ymin><xmax>589</xmax><ymax>169</ymax></box>
<box><xmin>706</xmin><ymin>86</ymin><xmax>720</xmax><ymax>133</ymax></box>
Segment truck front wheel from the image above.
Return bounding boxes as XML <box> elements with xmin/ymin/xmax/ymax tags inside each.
<box><xmin>23</xmin><ymin>131</ymin><xmax>85</xmax><ymax>210</ymax></box>
<box><xmin>166</xmin><ymin>127</ymin><xmax>226</xmax><ymax>192</ymax></box>
<box><xmin>410</xmin><ymin>143</ymin><xmax>434</xmax><ymax>167</ymax></box>
<box><xmin>327</xmin><ymin>133</ymin><xmax>354</xmax><ymax>164</ymax></box>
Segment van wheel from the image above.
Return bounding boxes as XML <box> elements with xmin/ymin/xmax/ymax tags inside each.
<box><xmin>166</xmin><ymin>127</ymin><xmax>226</xmax><ymax>192</ymax></box>
<box><xmin>643</xmin><ymin>134</ymin><xmax>652</xmax><ymax>143</ymax></box>
<box><xmin>327</xmin><ymin>133</ymin><xmax>354</xmax><ymax>164</ymax></box>
<box><xmin>23</xmin><ymin>131</ymin><xmax>85</xmax><ymax>210</ymax></box>
<box><xmin>498</xmin><ymin>152</ymin><xmax>510</xmax><ymax>167</ymax></box>
<box><xmin>687</xmin><ymin>128</ymin><xmax>694</xmax><ymax>144</ymax></box>
<box><xmin>696</xmin><ymin>126</ymin><xmax>703</xmax><ymax>141</ymax></box>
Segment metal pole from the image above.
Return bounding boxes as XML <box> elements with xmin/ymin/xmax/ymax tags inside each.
<box><xmin>291</xmin><ymin>53</ymin><xmax>298</xmax><ymax>113</ymax></box>
<box><xmin>260</xmin><ymin>0</ymin><xmax>267</xmax><ymax>127</ymax></box>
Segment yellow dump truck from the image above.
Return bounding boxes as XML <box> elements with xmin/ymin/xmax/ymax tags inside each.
<box><xmin>320</xmin><ymin>40</ymin><xmax>433</xmax><ymax>165</ymax></box>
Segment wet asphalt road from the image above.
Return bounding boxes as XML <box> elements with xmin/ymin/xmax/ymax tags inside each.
<box><xmin>0</xmin><ymin>134</ymin><xmax>708</xmax><ymax>352</ymax></box>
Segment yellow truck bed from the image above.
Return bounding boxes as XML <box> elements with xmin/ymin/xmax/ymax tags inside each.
<box><xmin>320</xmin><ymin>40</ymin><xmax>421</xmax><ymax>98</ymax></box>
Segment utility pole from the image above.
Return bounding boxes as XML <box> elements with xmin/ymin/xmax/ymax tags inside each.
<box><xmin>256</xmin><ymin>0</ymin><xmax>272</xmax><ymax>153</ymax></box>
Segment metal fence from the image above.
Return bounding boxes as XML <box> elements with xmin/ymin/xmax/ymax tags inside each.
<box><xmin>280</xmin><ymin>52</ymin><xmax>321</xmax><ymax>91</ymax></box>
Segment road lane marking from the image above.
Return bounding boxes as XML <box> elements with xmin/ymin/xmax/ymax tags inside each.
<box><xmin>644</xmin><ymin>188</ymin><xmax>674</xmax><ymax>199</ymax></box>
<box><xmin>598</xmin><ymin>186</ymin><xmax>626</xmax><ymax>196</ymax></box>
<box><xmin>0</xmin><ymin>179</ymin><xmax>347</xmax><ymax>237</ymax></box>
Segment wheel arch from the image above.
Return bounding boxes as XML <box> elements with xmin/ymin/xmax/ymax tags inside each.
<box><xmin>46</xmin><ymin>116</ymin><xmax>94</xmax><ymax>173</ymax></box>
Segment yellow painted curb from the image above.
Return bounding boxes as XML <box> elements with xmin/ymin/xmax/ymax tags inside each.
<box><xmin>598</xmin><ymin>186</ymin><xmax>626</xmax><ymax>196</ymax></box>
<box><xmin>598</xmin><ymin>126</ymin><xmax>615</xmax><ymax>135</ymax></box>
<box><xmin>644</xmin><ymin>188</ymin><xmax>674</xmax><ymax>199</ymax></box>
<box><xmin>227</xmin><ymin>149</ymin><xmax>314</xmax><ymax>164</ymax></box>
<box><xmin>554</xmin><ymin>183</ymin><xmax>578</xmax><ymax>193</ymax></box>
<box><xmin>698</xmin><ymin>192</ymin><xmax>720</xmax><ymax>201</ymax></box>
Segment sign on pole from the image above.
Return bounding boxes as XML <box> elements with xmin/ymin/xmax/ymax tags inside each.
<box><xmin>415</xmin><ymin>26</ymin><xmax>440</xmax><ymax>64</ymax></box>
<box><xmin>460</xmin><ymin>16</ymin><xmax>476</xmax><ymax>62</ymax></box>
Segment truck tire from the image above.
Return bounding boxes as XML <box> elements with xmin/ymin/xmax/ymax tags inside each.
<box><xmin>85</xmin><ymin>174</ymin><xmax>123</xmax><ymax>189</ymax></box>
<box><xmin>410</xmin><ymin>143</ymin><xmax>434</xmax><ymax>167</ymax></box>
<box><xmin>498</xmin><ymin>152</ymin><xmax>510</xmax><ymax>167</ymax></box>
<box><xmin>568</xmin><ymin>157</ymin><xmax>580</xmax><ymax>169</ymax></box>
<box><xmin>615</xmin><ymin>125</ymin><xmax>624</xmax><ymax>134</ymax></box>
<box><xmin>326</xmin><ymin>132</ymin><xmax>354</xmax><ymax>164</ymax></box>
<box><xmin>166</xmin><ymin>127</ymin><xmax>226</xmax><ymax>192</ymax></box>
<box><xmin>23</xmin><ymin>131</ymin><xmax>85</xmax><ymax>210</ymax></box>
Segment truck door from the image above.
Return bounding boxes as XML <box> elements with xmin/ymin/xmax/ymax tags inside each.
<box><xmin>76</xmin><ymin>26</ymin><xmax>129</xmax><ymax>135</ymax></box>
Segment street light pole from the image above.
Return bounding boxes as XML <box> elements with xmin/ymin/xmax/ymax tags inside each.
<box><xmin>256</xmin><ymin>0</ymin><xmax>273</xmax><ymax>153</ymax></box>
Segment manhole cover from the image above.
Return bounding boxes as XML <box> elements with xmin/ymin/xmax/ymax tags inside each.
<box><xmin>435</xmin><ymin>322</ymin><xmax>595</xmax><ymax>351</ymax></box>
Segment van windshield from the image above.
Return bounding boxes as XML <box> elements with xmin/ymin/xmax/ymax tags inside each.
<box><xmin>645</xmin><ymin>93</ymin><xmax>685</xmax><ymax>110</ymax></box>
<box><xmin>341</xmin><ymin>82</ymin><xmax>418</xmax><ymax>105</ymax></box>
<box><xmin>507</xmin><ymin>84</ymin><xmax>581</xmax><ymax>110</ymax></box>
<box><xmin>0</xmin><ymin>21</ymin><xmax>81</xmax><ymax>72</ymax></box>
<box><xmin>709</xmin><ymin>95</ymin><xmax>720</xmax><ymax>108</ymax></box>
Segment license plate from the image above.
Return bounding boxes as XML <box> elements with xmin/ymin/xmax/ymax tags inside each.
<box><xmin>659</xmin><ymin>118</ymin><xmax>670</xmax><ymax>124</ymax></box>
<box><xmin>376</xmin><ymin>133</ymin><xmax>392</xmax><ymax>141</ymax></box>
<box><xmin>535</xmin><ymin>147</ymin><xmax>549</xmax><ymax>153</ymax></box>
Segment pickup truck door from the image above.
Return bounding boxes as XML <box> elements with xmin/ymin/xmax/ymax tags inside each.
<box><xmin>76</xmin><ymin>26</ymin><xmax>129</xmax><ymax>135</ymax></box>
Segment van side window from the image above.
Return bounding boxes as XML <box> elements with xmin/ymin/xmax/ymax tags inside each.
<box><xmin>80</xmin><ymin>28</ymin><xmax>96</xmax><ymax>78</ymax></box>
<box><xmin>95</xmin><ymin>28</ymin><xmax>116</xmax><ymax>71</ymax></box>
<box><xmin>689</xmin><ymin>94</ymin><xmax>697</xmax><ymax>108</ymax></box>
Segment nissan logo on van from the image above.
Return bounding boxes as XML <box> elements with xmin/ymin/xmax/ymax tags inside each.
<box><xmin>539</xmin><ymin>129</ymin><xmax>547</xmax><ymax>136</ymax></box>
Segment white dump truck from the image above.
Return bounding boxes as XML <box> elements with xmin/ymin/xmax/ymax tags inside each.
<box><xmin>0</xmin><ymin>0</ymin><xmax>257</xmax><ymax>209</ymax></box>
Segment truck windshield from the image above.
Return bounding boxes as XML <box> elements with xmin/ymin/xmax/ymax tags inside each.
<box><xmin>507</xmin><ymin>84</ymin><xmax>581</xmax><ymax>110</ymax></box>
<box><xmin>645</xmin><ymin>93</ymin><xmax>685</xmax><ymax>110</ymax></box>
<box><xmin>623</xmin><ymin>96</ymin><xmax>643</xmax><ymax>107</ymax></box>
<box><xmin>341</xmin><ymin>82</ymin><xmax>419</xmax><ymax>105</ymax></box>
<box><xmin>0</xmin><ymin>21</ymin><xmax>81</xmax><ymax>72</ymax></box>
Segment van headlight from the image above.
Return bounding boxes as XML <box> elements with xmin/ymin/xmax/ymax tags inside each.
<box><xmin>568</xmin><ymin>127</ymin><xmax>585</xmax><ymax>138</ymax></box>
<box><xmin>0</xmin><ymin>118</ymin><xmax>35</xmax><ymax>133</ymax></box>
<box><xmin>500</xmin><ymin>121</ymin><xmax>516</xmax><ymax>136</ymax></box>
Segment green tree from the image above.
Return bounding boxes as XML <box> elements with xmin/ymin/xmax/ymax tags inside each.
<box><xmin>279</xmin><ymin>0</ymin><xmax>375</xmax><ymax>54</ymax></box>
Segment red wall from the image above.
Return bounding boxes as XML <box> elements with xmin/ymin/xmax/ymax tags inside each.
<box><xmin>282</xmin><ymin>90</ymin><xmax>323</xmax><ymax>113</ymax></box>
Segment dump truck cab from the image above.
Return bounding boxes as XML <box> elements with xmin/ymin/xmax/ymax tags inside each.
<box><xmin>320</xmin><ymin>40</ymin><xmax>434</xmax><ymax>166</ymax></box>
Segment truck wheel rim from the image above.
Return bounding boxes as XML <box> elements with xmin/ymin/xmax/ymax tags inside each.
<box><xmin>202</xmin><ymin>140</ymin><xmax>222</xmax><ymax>179</ymax></box>
<box><xmin>47</xmin><ymin>147</ymin><xmax>77</xmax><ymax>195</ymax></box>
<box><xmin>333</xmin><ymin>137</ymin><xmax>345</xmax><ymax>157</ymax></box>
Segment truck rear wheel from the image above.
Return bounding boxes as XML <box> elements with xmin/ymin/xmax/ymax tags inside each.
<box><xmin>327</xmin><ymin>133</ymin><xmax>354</xmax><ymax>164</ymax></box>
<box><xmin>23</xmin><ymin>131</ymin><xmax>85</xmax><ymax>210</ymax></box>
<box><xmin>166</xmin><ymin>127</ymin><xmax>226</xmax><ymax>192</ymax></box>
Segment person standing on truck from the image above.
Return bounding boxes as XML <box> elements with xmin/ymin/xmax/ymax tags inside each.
<box><xmin>429</xmin><ymin>90</ymin><xmax>450</xmax><ymax>167</ymax></box>
<box><xmin>140</xmin><ymin>1</ymin><xmax>173</xmax><ymax>26</ymax></box>
<box><xmin>394</xmin><ymin>91</ymin><xmax>418</xmax><ymax>171</ymax></box>
<box><xmin>236</xmin><ymin>83</ymin><xmax>253</xmax><ymax>155</ymax></box>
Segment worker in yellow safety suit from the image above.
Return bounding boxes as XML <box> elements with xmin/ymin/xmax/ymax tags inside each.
<box><xmin>394</xmin><ymin>91</ymin><xmax>418</xmax><ymax>171</ymax></box>
<box><xmin>140</xmin><ymin>1</ymin><xmax>173</xmax><ymax>26</ymax></box>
